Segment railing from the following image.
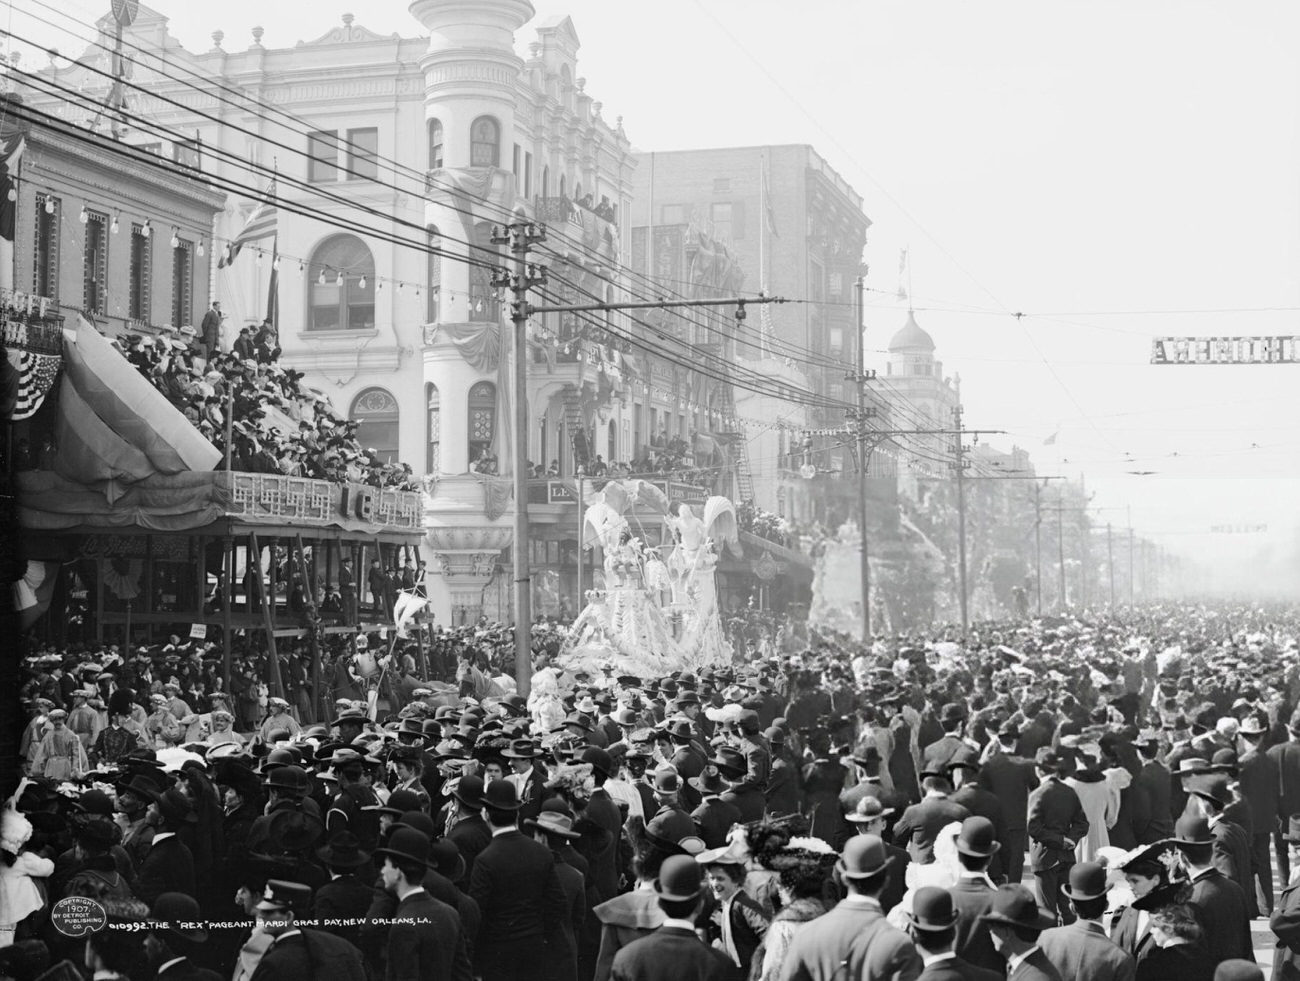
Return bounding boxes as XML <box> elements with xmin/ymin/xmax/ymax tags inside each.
<box><xmin>223</xmin><ymin>472</ymin><xmax>424</xmax><ymax>529</ymax></box>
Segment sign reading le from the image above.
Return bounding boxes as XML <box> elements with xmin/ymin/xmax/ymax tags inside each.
<box><xmin>1151</xmin><ymin>336</ymin><xmax>1299</xmax><ymax>365</ymax></box>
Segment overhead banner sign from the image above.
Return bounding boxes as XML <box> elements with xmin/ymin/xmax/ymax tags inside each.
<box><xmin>1151</xmin><ymin>336</ymin><xmax>1300</xmax><ymax>364</ymax></box>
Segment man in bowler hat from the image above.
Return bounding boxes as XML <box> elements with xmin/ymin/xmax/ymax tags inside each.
<box><xmin>906</xmin><ymin>885</ymin><xmax>1001</xmax><ymax>981</ymax></box>
<box><xmin>1037</xmin><ymin>862</ymin><xmax>1136</xmax><ymax>981</ymax></box>
<box><xmin>374</xmin><ymin>826</ymin><xmax>474</xmax><ymax>981</ymax></box>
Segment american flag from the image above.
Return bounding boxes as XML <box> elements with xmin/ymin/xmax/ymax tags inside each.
<box><xmin>218</xmin><ymin>178</ymin><xmax>277</xmax><ymax>268</ymax></box>
<box><xmin>11</xmin><ymin>348</ymin><xmax>62</xmax><ymax>420</ymax></box>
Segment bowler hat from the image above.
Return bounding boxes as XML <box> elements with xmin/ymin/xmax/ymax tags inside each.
<box><xmin>580</xmin><ymin>746</ymin><xmax>614</xmax><ymax>778</ymax></box>
<box><xmin>652</xmin><ymin>769</ymin><xmax>682</xmax><ymax>796</ymax></box>
<box><xmin>429</xmin><ymin>837</ymin><xmax>466</xmax><ymax>880</ymax></box>
<box><xmin>370</xmin><ymin>789</ymin><xmax>424</xmax><ymax>817</ymax></box>
<box><xmin>373</xmin><ymin>827</ymin><xmax>434</xmax><ymax>868</ymax></box>
<box><xmin>1034</xmin><ymin>748</ymin><xmax>1063</xmax><ymax>772</ymax></box>
<box><xmin>660</xmin><ymin>718</ymin><xmax>694</xmax><ymax>741</ymax></box>
<box><xmin>1171</xmin><ymin>813</ymin><xmax>1215</xmax><ymax>846</ymax></box>
<box><xmin>1190</xmin><ymin>774</ymin><xmax>1234</xmax><ymax>810</ymax></box>
<box><xmin>763</xmin><ymin>726</ymin><xmax>785</xmax><ymax>745</ymax></box>
<box><xmin>709</xmin><ymin>747</ymin><xmax>746</xmax><ymax>778</ymax></box>
<box><xmin>838</xmin><ymin>834</ymin><xmax>893</xmax><ymax>879</ymax></box>
<box><xmin>316</xmin><ymin>832</ymin><xmax>370</xmax><ymax>870</ymax></box>
<box><xmin>483</xmin><ymin>778</ymin><xmax>522</xmax><ymax>810</ymax></box>
<box><xmin>955</xmin><ymin>816</ymin><xmax>1001</xmax><ymax>857</ymax></box>
<box><xmin>150</xmin><ymin>892</ymin><xmax>209</xmax><ymax>943</ymax></box>
<box><xmin>940</xmin><ymin>703</ymin><xmax>965</xmax><ymax>723</ymax></box>
<box><xmin>551</xmin><ymin>713</ymin><xmax>592</xmax><ymax>733</ymax></box>
<box><xmin>1061</xmin><ymin>861</ymin><xmax>1108</xmax><ymax>901</ymax></box>
<box><xmin>451</xmin><ymin>774</ymin><xmax>487</xmax><ymax>810</ymax></box>
<box><xmin>645</xmin><ymin>809</ymin><xmax>705</xmax><ymax>855</ymax></box>
<box><xmin>255</xmin><ymin>879</ymin><xmax>313</xmax><ymax>912</ymax></box>
<box><xmin>907</xmin><ymin>886</ymin><xmax>960</xmax><ymax>931</ymax></box>
<box><xmin>978</xmin><ymin>884</ymin><xmax>1055</xmax><ymax>932</ymax></box>
<box><xmin>1213</xmin><ymin>961</ymin><xmax>1265</xmax><ymax>981</ymax></box>
<box><xmin>156</xmin><ymin>788</ymin><xmax>198</xmax><ymax>825</ymax></box>
<box><xmin>655</xmin><ymin>855</ymin><xmax>704</xmax><ymax>901</ymax></box>
<box><xmin>500</xmin><ymin>739</ymin><xmax>541</xmax><ymax>759</ymax></box>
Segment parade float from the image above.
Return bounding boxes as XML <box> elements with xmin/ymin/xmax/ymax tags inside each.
<box><xmin>558</xmin><ymin>478</ymin><xmax>741</xmax><ymax>676</ymax></box>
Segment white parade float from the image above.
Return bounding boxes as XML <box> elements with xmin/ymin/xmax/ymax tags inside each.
<box><xmin>558</xmin><ymin>479</ymin><xmax>740</xmax><ymax>676</ymax></box>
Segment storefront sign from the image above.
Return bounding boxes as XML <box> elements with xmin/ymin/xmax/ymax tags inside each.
<box><xmin>1151</xmin><ymin>336</ymin><xmax>1300</xmax><ymax>364</ymax></box>
<box><xmin>548</xmin><ymin>482</ymin><xmax>576</xmax><ymax>503</ymax></box>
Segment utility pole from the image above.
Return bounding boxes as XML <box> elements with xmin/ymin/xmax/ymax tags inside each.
<box><xmin>1128</xmin><ymin>507</ymin><xmax>1135</xmax><ymax>605</ymax></box>
<box><xmin>849</xmin><ymin>274</ymin><xmax>875</xmax><ymax>642</ymax></box>
<box><xmin>951</xmin><ymin>404</ymin><xmax>971</xmax><ymax>633</ymax></box>
<box><xmin>1056</xmin><ymin>488</ymin><xmax>1067</xmax><ymax>611</ymax></box>
<box><xmin>497</xmin><ymin>217</ymin><xmax>547</xmax><ymax>698</ymax></box>
<box><xmin>1107</xmin><ymin>522</ymin><xmax>1115</xmax><ymax>608</ymax></box>
<box><xmin>1034</xmin><ymin>481</ymin><xmax>1043</xmax><ymax>615</ymax></box>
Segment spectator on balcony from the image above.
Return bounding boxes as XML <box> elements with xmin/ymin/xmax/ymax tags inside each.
<box><xmin>232</xmin><ymin>326</ymin><xmax>257</xmax><ymax>361</ymax></box>
<box><xmin>200</xmin><ymin>300</ymin><xmax>224</xmax><ymax>359</ymax></box>
<box><xmin>254</xmin><ymin>320</ymin><xmax>282</xmax><ymax>364</ymax></box>
<box><xmin>547</xmin><ymin>460</ymin><xmax>560</xmax><ymax>477</ymax></box>
<box><xmin>589</xmin><ymin>455</ymin><xmax>608</xmax><ymax>477</ymax></box>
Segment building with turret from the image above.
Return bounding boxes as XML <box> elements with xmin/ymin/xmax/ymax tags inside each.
<box><xmin>18</xmin><ymin>2</ymin><xmax>698</xmax><ymax>623</ymax></box>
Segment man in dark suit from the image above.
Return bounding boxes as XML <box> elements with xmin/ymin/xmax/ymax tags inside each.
<box><xmin>1237</xmin><ymin>714</ymin><xmax>1279</xmax><ymax>916</ymax></box>
<box><xmin>144</xmin><ymin>892</ymin><xmax>223</xmax><ymax>981</ymax></box>
<box><xmin>135</xmin><ymin>789</ymin><xmax>198</xmax><ymax>905</ymax></box>
<box><xmin>502</xmin><ymin>739</ymin><xmax>548</xmax><ymax>824</ymax></box>
<box><xmin>949</xmin><ymin>817</ymin><xmax>1004</xmax><ymax>975</ymax></box>
<box><xmin>445</xmin><ymin>774</ymin><xmax>492</xmax><ymax>888</ymax></box>
<box><xmin>978</xmin><ymin>720</ymin><xmax>1040</xmax><ymax>885</ymax></box>
<box><xmin>1027</xmin><ymin>749</ymin><xmax>1088</xmax><ymax>924</ymax></box>
<box><xmin>923</xmin><ymin>704</ymin><xmax>971</xmax><ymax>772</ymax></box>
<box><xmin>1269</xmin><ymin>711</ymin><xmax>1300</xmax><ymax>885</ymax></box>
<box><xmin>1270</xmin><ymin>815</ymin><xmax>1300</xmax><ymax>981</ymax></box>
<box><xmin>525</xmin><ymin>808</ymin><xmax>587</xmax><ymax>981</ymax></box>
<box><xmin>1174</xmin><ymin>814</ymin><xmax>1253</xmax><ymax>966</ymax></box>
<box><xmin>689</xmin><ymin>770</ymin><xmax>743</xmax><ymax>850</ymax></box>
<box><xmin>841</xmin><ymin>746</ymin><xmax>911</xmax><ymax>825</ymax></box>
<box><xmin>375</xmin><ymin>826</ymin><xmax>474</xmax><ymax>981</ymax></box>
<box><xmin>1037</xmin><ymin>862</ymin><xmax>1137</xmax><ymax>981</ymax></box>
<box><xmin>979</xmin><ymin>884</ymin><xmax>1062</xmax><ymax>981</ymax></box>
<box><xmin>576</xmin><ymin>747</ymin><xmax>622</xmax><ymax>903</ymax></box>
<box><xmin>892</xmin><ymin>769</ymin><xmax>971</xmax><ymax>865</ymax></box>
<box><xmin>844</xmin><ymin>797</ymin><xmax>907</xmax><ymax>913</ymax></box>
<box><xmin>470</xmin><ymin>779</ymin><xmax>567</xmax><ymax>981</ymax></box>
<box><xmin>608</xmin><ymin>856</ymin><xmax>731</xmax><ymax>981</ymax></box>
<box><xmin>1188</xmin><ymin>774</ymin><xmax>1255</xmax><ymax>914</ymax></box>
<box><xmin>948</xmin><ymin>757</ymin><xmax>1006</xmax><ymax>883</ymax></box>
<box><xmin>1132</xmin><ymin>729</ymin><xmax>1174</xmax><ymax>843</ymax></box>
<box><xmin>249</xmin><ymin>880</ymin><xmax>367</xmax><ymax>981</ymax></box>
<box><xmin>311</xmin><ymin>832</ymin><xmax>377</xmax><ymax>951</ymax></box>
<box><xmin>777</xmin><ymin>835</ymin><xmax>922</xmax><ymax>981</ymax></box>
<box><xmin>764</xmin><ymin>726</ymin><xmax>802</xmax><ymax>817</ymax></box>
<box><xmin>905</xmin><ymin>885</ymin><xmax>1001</xmax><ymax>981</ymax></box>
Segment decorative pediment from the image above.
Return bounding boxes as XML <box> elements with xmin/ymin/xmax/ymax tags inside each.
<box><xmin>533</xmin><ymin>15</ymin><xmax>581</xmax><ymax>50</ymax></box>
<box><xmin>298</xmin><ymin>14</ymin><xmax>398</xmax><ymax>47</ymax></box>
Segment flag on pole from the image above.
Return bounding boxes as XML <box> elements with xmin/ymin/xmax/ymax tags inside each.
<box><xmin>266</xmin><ymin>234</ymin><xmax>279</xmax><ymax>328</ymax></box>
<box><xmin>762</xmin><ymin>157</ymin><xmax>779</xmax><ymax>238</ymax></box>
<box><xmin>1043</xmin><ymin>430</ymin><xmax>1059</xmax><ymax>446</ymax></box>
<box><xmin>899</xmin><ymin>248</ymin><xmax>908</xmax><ymax>274</ymax></box>
<box><xmin>218</xmin><ymin>178</ymin><xmax>277</xmax><ymax>268</ymax></box>
<box><xmin>0</xmin><ymin>132</ymin><xmax>25</xmax><ymax>243</ymax></box>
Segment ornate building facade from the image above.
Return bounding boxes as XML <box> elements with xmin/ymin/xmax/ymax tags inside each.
<box><xmin>21</xmin><ymin>1</ymin><xmax>647</xmax><ymax>623</ymax></box>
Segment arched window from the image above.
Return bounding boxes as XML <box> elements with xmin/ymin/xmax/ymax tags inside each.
<box><xmin>426</xmin><ymin>383</ymin><xmax>440</xmax><ymax>475</ymax></box>
<box><xmin>470</xmin><ymin>116</ymin><xmax>500</xmax><ymax>168</ymax></box>
<box><xmin>608</xmin><ymin>420</ymin><xmax>616</xmax><ymax>462</ymax></box>
<box><xmin>469</xmin><ymin>222</ymin><xmax>500</xmax><ymax>323</ymax></box>
<box><xmin>308</xmin><ymin>234</ymin><xmax>374</xmax><ymax>331</ymax></box>
<box><xmin>350</xmin><ymin>387</ymin><xmax>399</xmax><ymax>463</ymax></box>
<box><xmin>427</xmin><ymin>118</ymin><xmax>444</xmax><ymax>170</ymax></box>
<box><xmin>542</xmin><ymin>166</ymin><xmax>550</xmax><ymax>198</ymax></box>
<box><xmin>426</xmin><ymin>225</ymin><xmax>440</xmax><ymax>324</ymax></box>
<box><xmin>559</xmin><ymin>173</ymin><xmax>567</xmax><ymax>199</ymax></box>
<box><xmin>574</xmin><ymin>182</ymin><xmax>583</xmax><ymax>203</ymax></box>
<box><xmin>468</xmin><ymin>382</ymin><xmax>496</xmax><ymax>465</ymax></box>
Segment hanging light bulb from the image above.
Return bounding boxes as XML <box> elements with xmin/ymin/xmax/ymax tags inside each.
<box><xmin>273</xmin><ymin>256</ymin><xmax>281</xmax><ymax>271</ymax></box>
<box><xmin>397</xmin><ymin>282</ymin><xmax>403</xmax><ymax>293</ymax></box>
<box><xmin>197</xmin><ymin>238</ymin><xmax>205</xmax><ymax>257</ymax></box>
<box><xmin>318</xmin><ymin>268</ymin><xmax>327</xmax><ymax>286</ymax></box>
<box><xmin>376</xmin><ymin>279</ymin><xmax>384</xmax><ymax>291</ymax></box>
<box><xmin>335</xmin><ymin>271</ymin><xmax>344</xmax><ymax>287</ymax></box>
<box><xmin>255</xmin><ymin>250</ymin><xmax>262</xmax><ymax>265</ymax></box>
<box><xmin>358</xmin><ymin>275</ymin><xmax>367</xmax><ymax>290</ymax></box>
<box><xmin>79</xmin><ymin>204</ymin><xmax>88</xmax><ymax>224</ymax></box>
<box><xmin>298</xmin><ymin>261</ymin><xmax>304</xmax><ymax>274</ymax></box>
<box><xmin>109</xmin><ymin>213</ymin><xmax>119</xmax><ymax>233</ymax></box>
<box><xmin>45</xmin><ymin>196</ymin><xmax>56</xmax><ymax>215</ymax></box>
<box><xmin>170</xmin><ymin>227</ymin><xmax>180</xmax><ymax>249</ymax></box>
<box><xmin>141</xmin><ymin>219</ymin><xmax>151</xmax><ymax>237</ymax></box>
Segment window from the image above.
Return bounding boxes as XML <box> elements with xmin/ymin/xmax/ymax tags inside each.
<box><xmin>468</xmin><ymin>382</ymin><xmax>496</xmax><ymax>464</ymax></box>
<box><xmin>710</xmin><ymin>201</ymin><xmax>733</xmax><ymax>242</ymax></box>
<box><xmin>469</xmin><ymin>222</ymin><xmax>500</xmax><ymax>323</ymax></box>
<box><xmin>308</xmin><ymin>235</ymin><xmax>375</xmax><ymax>331</ymax></box>
<box><xmin>427</xmin><ymin>118</ymin><xmax>444</xmax><ymax>170</ymax></box>
<box><xmin>828</xmin><ymin>326</ymin><xmax>844</xmax><ymax>357</ymax></box>
<box><xmin>129</xmin><ymin>224</ymin><xmax>151</xmax><ymax>321</ymax></box>
<box><xmin>308</xmin><ymin>130</ymin><xmax>339</xmax><ymax>182</ymax></box>
<box><xmin>470</xmin><ymin>116</ymin><xmax>500</xmax><ymax>168</ymax></box>
<box><xmin>138</xmin><ymin>142</ymin><xmax>162</xmax><ymax>156</ymax></box>
<box><xmin>608</xmin><ymin>420</ymin><xmax>616</xmax><ymax>461</ymax></box>
<box><xmin>171</xmin><ymin>238</ymin><xmax>193</xmax><ymax>326</ymax></box>
<box><xmin>512</xmin><ymin>143</ymin><xmax>521</xmax><ymax>178</ymax></box>
<box><xmin>351</xmin><ymin>388</ymin><xmax>399</xmax><ymax>464</ymax></box>
<box><xmin>542</xmin><ymin>166</ymin><xmax>550</xmax><ymax>197</ymax></box>
<box><xmin>347</xmin><ymin>127</ymin><xmax>378</xmax><ymax>181</ymax></box>
<box><xmin>173</xmin><ymin>138</ymin><xmax>201</xmax><ymax>170</ymax></box>
<box><xmin>426</xmin><ymin>225</ymin><xmax>440</xmax><ymax>324</ymax></box>
<box><xmin>559</xmin><ymin>173</ymin><xmax>567</xmax><ymax>199</ymax></box>
<box><xmin>660</xmin><ymin>203</ymin><xmax>691</xmax><ymax>225</ymax></box>
<box><xmin>84</xmin><ymin>211</ymin><xmax>108</xmax><ymax>315</ymax></box>
<box><xmin>426</xmin><ymin>383</ymin><xmax>440</xmax><ymax>475</ymax></box>
<box><xmin>524</xmin><ymin>152</ymin><xmax>533</xmax><ymax>197</ymax></box>
<box><xmin>33</xmin><ymin>194</ymin><xmax>59</xmax><ymax>299</ymax></box>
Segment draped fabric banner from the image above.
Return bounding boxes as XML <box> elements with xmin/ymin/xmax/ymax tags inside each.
<box><xmin>55</xmin><ymin>376</ymin><xmax>158</xmax><ymax>490</ymax></box>
<box><xmin>61</xmin><ymin>316</ymin><xmax>221</xmax><ymax>477</ymax></box>
<box><xmin>10</xmin><ymin>348</ymin><xmax>61</xmax><ymax>420</ymax></box>
<box><xmin>17</xmin><ymin>470</ymin><xmax>232</xmax><ymax>532</ymax></box>
<box><xmin>433</xmin><ymin>322</ymin><xmax>502</xmax><ymax>373</ymax></box>
<box><xmin>481</xmin><ymin>476</ymin><xmax>513</xmax><ymax>521</ymax></box>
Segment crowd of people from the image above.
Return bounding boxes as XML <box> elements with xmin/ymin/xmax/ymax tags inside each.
<box><xmin>4</xmin><ymin>602</ymin><xmax>1300</xmax><ymax>981</ymax></box>
<box><xmin>113</xmin><ymin>311</ymin><xmax>418</xmax><ymax>492</ymax></box>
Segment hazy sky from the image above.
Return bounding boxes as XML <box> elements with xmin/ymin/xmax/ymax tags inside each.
<box><xmin>8</xmin><ymin>0</ymin><xmax>1300</xmax><ymax>585</ymax></box>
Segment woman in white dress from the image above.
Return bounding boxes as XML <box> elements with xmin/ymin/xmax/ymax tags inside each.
<box><xmin>1064</xmin><ymin>743</ymin><xmax>1122</xmax><ymax>863</ymax></box>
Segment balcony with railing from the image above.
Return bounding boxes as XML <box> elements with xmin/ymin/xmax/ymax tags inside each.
<box><xmin>534</xmin><ymin>196</ymin><xmax>619</xmax><ymax>263</ymax></box>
